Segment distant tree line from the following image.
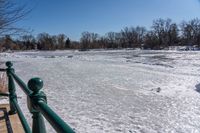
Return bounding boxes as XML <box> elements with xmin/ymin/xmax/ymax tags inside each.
<box><xmin>1</xmin><ymin>18</ymin><xmax>200</xmax><ymax>51</ymax></box>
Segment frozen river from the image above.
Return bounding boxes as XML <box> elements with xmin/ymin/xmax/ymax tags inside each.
<box><xmin>1</xmin><ymin>49</ymin><xmax>200</xmax><ymax>133</ymax></box>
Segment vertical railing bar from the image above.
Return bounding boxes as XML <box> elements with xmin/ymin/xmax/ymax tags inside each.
<box><xmin>6</xmin><ymin>62</ymin><xmax>17</xmax><ymax>115</ymax></box>
<box><xmin>11</xmin><ymin>99</ymin><xmax>32</xmax><ymax>133</ymax></box>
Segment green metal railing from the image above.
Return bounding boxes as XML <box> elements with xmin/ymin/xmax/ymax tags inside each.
<box><xmin>0</xmin><ymin>61</ymin><xmax>75</xmax><ymax>133</ymax></box>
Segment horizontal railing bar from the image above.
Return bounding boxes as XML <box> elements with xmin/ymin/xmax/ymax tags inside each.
<box><xmin>35</xmin><ymin>100</ymin><xmax>75</xmax><ymax>133</ymax></box>
<box><xmin>0</xmin><ymin>68</ymin><xmax>6</xmax><ymax>71</ymax></box>
<box><xmin>10</xmin><ymin>71</ymin><xmax>33</xmax><ymax>96</ymax></box>
<box><xmin>12</xmin><ymin>98</ymin><xmax>32</xmax><ymax>133</ymax></box>
<box><xmin>0</xmin><ymin>93</ymin><xmax>9</xmax><ymax>97</ymax></box>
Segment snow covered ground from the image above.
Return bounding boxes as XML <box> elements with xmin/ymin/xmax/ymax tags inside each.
<box><xmin>1</xmin><ymin>49</ymin><xmax>200</xmax><ymax>132</ymax></box>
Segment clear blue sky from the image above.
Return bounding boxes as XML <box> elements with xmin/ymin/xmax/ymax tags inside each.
<box><xmin>14</xmin><ymin>0</ymin><xmax>200</xmax><ymax>40</ymax></box>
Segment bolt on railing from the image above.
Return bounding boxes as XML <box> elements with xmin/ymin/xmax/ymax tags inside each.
<box><xmin>0</xmin><ymin>61</ymin><xmax>75</xmax><ymax>133</ymax></box>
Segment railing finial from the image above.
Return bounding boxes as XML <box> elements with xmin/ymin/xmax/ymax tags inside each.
<box><xmin>6</xmin><ymin>61</ymin><xmax>13</xmax><ymax>68</ymax></box>
<box><xmin>28</xmin><ymin>77</ymin><xmax>43</xmax><ymax>93</ymax></box>
<box><xmin>27</xmin><ymin>77</ymin><xmax>47</xmax><ymax>133</ymax></box>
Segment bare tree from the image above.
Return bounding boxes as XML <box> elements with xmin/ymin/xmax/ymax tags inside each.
<box><xmin>1</xmin><ymin>35</ymin><xmax>19</xmax><ymax>50</ymax></box>
<box><xmin>57</xmin><ymin>34</ymin><xmax>66</xmax><ymax>49</ymax></box>
<box><xmin>98</xmin><ymin>36</ymin><xmax>107</xmax><ymax>48</ymax></box>
<box><xmin>168</xmin><ymin>23</ymin><xmax>179</xmax><ymax>46</ymax></box>
<box><xmin>89</xmin><ymin>33</ymin><xmax>99</xmax><ymax>48</ymax></box>
<box><xmin>121</xmin><ymin>27</ymin><xmax>133</xmax><ymax>48</ymax></box>
<box><xmin>0</xmin><ymin>0</ymin><xmax>29</xmax><ymax>36</ymax></box>
<box><xmin>80</xmin><ymin>32</ymin><xmax>91</xmax><ymax>50</ymax></box>
<box><xmin>180</xmin><ymin>18</ymin><xmax>200</xmax><ymax>46</ymax></box>
<box><xmin>151</xmin><ymin>18</ymin><xmax>179</xmax><ymax>48</ymax></box>
<box><xmin>152</xmin><ymin>18</ymin><xmax>167</xmax><ymax>47</ymax></box>
<box><xmin>20</xmin><ymin>35</ymin><xmax>35</xmax><ymax>49</ymax></box>
<box><xmin>37</xmin><ymin>33</ymin><xmax>55</xmax><ymax>50</ymax></box>
<box><xmin>80</xmin><ymin>32</ymin><xmax>99</xmax><ymax>49</ymax></box>
<box><xmin>144</xmin><ymin>31</ymin><xmax>159</xmax><ymax>49</ymax></box>
<box><xmin>135</xmin><ymin>26</ymin><xmax>146</xmax><ymax>46</ymax></box>
<box><xmin>105</xmin><ymin>32</ymin><xmax>116</xmax><ymax>48</ymax></box>
<box><xmin>120</xmin><ymin>26</ymin><xmax>146</xmax><ymax>48</ymax></box>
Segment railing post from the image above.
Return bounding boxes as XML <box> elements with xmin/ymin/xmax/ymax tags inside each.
<box><xmin>27</xmin><ymin>78</ymin><xmax>46</xmax><ymax>133</ymax></box>
<box><xmin>6</xmin><ymin>61</ymin><xmax>17</xmax><ymax>115</ymax></box>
